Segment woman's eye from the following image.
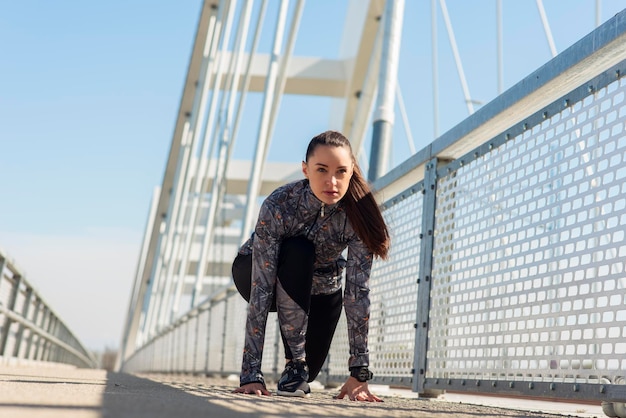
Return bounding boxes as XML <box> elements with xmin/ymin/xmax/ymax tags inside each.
<box><xmin>317</xmin><ymin>167</ymin><xmax>327</xmax><ymax>173</ymax></box>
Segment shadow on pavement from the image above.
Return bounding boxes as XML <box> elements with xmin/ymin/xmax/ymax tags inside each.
<box><xmin>103</xmin><ymin>372</ymin><xmax>253</xmax><ymax>418</ymax></box>
<box><xmin>108</xmin><ymin>373</ymin><xmax>567</xmax><ymax>418</ymax></box>
<box><xmin>0</xmin><ymin>366</ymin><xmax>581</xmax><ymax>418</ymax></box>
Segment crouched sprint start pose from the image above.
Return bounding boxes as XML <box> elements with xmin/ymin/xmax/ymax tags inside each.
<box><xmin>232</xmin><ymin>130</ymin><xmax>390</xmax><ymax>401</ymax></box>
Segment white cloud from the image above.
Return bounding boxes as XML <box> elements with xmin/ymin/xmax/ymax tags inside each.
<box><xmin>0</xmin><ymin>228</ymin><xmax>141</xmax><ymax>353</ymax></box>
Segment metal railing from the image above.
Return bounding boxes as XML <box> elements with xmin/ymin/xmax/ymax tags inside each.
<box><xmin>0</xmin><ymin>249</ymin><xmax>97</xmax><ymax>368</ymax></box>
<box><xmin>121</xmin><ymin>9</ymin><xmax>626</xmax><ymax>416</ymax></box>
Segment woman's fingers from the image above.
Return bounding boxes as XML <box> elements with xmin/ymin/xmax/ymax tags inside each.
<box><xmin>353</xmin><ymin>390</ymin><xmax>382</xmax><ymax>402</ymax></box>
<box><xmin>334</xmin><ymin>386</ymin><xmax>348</xmax><ymax>399</ymax></box>
<box><xmin>336</xmin><ymin>386</ymin><xmax>384</xmax><ymax>402</ymax></box>
<box><xmin>233</xmin><ymin>383</ymin><xmax>271</xmax><ymax>396</ymax></box>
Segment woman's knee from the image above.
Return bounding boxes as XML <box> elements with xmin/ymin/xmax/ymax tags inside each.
<box><xmin>232</xmin><ymin>252</ymin><xmax>279</xmax><ymax>312</ymax></box>
<box><xmin>232</xmin><ymin>253</ymin><xmax>252</xmax><ymax>302</ymax></box>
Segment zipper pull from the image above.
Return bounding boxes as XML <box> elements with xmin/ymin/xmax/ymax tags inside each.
<box><xmin>320</xmin><ymin>203</ymin><xmax>325</xmax><ymax>217</ymax></box>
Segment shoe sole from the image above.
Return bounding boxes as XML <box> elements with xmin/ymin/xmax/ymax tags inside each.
<box><xmin>276</xmin><ymin>389</ymin><xmax>311</xmax><ymax>398</ymax></box>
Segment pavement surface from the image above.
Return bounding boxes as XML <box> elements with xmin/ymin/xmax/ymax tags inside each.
<box><xmin>0</xmin><ymin>363</ymin><xmax>606</xmax><ymax>418</ymax></box>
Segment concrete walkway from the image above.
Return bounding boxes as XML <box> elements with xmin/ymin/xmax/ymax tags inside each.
<box><xmin>0</xmin><ymin>364</ymin><xmax>605</xmax><ymax>418</ymax></box>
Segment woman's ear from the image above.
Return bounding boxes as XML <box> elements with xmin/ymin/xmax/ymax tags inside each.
<box><xmin>301</xmin><ymin>161</ymin><xmax>308</xmax><ymax>178</ymax></box>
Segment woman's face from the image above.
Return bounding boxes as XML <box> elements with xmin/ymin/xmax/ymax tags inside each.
<box><xmin>302</xmin><ymin>144</ymin><xmax>354</xmax><ymax>205</ymax></box>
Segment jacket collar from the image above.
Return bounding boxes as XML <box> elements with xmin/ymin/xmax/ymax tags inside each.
<box><xmin>303</xmin><ymin>180</ymin><xmax>341</xmax><ymax>216</ymax></box>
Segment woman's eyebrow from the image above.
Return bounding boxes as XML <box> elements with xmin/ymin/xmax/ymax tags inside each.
<box><xmin>314</xmin><ymin>162</ymin><xmax>348</xmax><ymax>169</ymax></box>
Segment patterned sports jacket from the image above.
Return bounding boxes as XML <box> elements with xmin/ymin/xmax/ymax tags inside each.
<box><xmin>238</xmin><ymin>179</ymin><xmax>373</xmax><ymax>386</ymax></box>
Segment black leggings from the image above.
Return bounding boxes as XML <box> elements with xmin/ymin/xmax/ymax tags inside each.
<box><xmin>232</xmin><ymin>236</ymin><xmax>343</xmax><ymax>381</ymax></box>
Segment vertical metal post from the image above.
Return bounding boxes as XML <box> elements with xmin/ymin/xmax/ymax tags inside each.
<box><xmin>172</xmin><ymin>330</ymin><xmax>177</xmax><ymax>373</ymax></box>
<box><xmin>0</xmin><ymin>274</ymin><xmax>21</xmax><ymax>357</ymax></box>
<box><xmin>187</xmin><ymin>319</ymin><xmax>193</xmax><ymax>372</ymax></box>
<box><xmin>0</xmin><ymin>254</ymin><xmax>6</xmax><ymax>354</ymax></box>
<box><xmin>413</xmin><ymin>157</ymin><xmax>438</xmax><ymax>394</ymax></box>
<box><xmin>319</xmin><ymin>354</ymin><xmax>330</xmax><ymax>387</ymax></box>
<box><xmin>40</xmin><ymin>307</ymin><xmax>50</xmax><ymax>360</ymax></box>
<box><xmin>204</xmin><ymin>305</ymin><xmax>213</xmax><ymax>375</ymax></box>
<box><xmin>272</xmin><ymin>315</ymin><xmax>280</xmax><ymax>380</ymax></box>
<box><xmin>50</xmin><ymin>317</ymin><xmax>60</xmax><ymax>362</ymax></box>
<box><xmin>193</xmin><ymin>312</ymin><xmax>201</xmax><ymax>373</ymax></box>
<box><xmin>43</xmin><ymin>315</ymin><xmax>55</xmax><ymax>362</ymax></box>
<box><xmin>165</xmin><ymin>330</ymin><xmax>170</xmax><ymax>373</ymax></box>
<box><xmin>220</xmin><ymin>295</ymin><xmax>231</xmax><ymax>375</ymax></box>
<box><xmin>43</xmin><ymin>312</ymin><xmax>53</xmax><ymax>361</ymax></box>
<box><xmin>13</xmin><ymin>286</ymin><xmax>33</xmax><ymax>358</ymax></box>
<box><xmin>369</xmin><ymin>0</ymin><xmax>405</xmax><ymax>182</ymax></box>
<box><xmin>183</xmin><ymin>321</ymin><xmax>188</xmax><ymax>372</ymax></box>
<box><xmin>25</xmin><ymin>298</ymin><xmax>40</xmax><ymax>359</ymax></box>
<box><xmin>0</xmin><ymin>254</ymin><xmax>4</xmax><ymax>293</ymax></box>
<box><xmin>177</xmin><ymin>326</ymin><xmax>182</xmax><ymax>372</ymax></box>
<box><xmin>34</xmin><ymin>306</ymin><xmax>46</xmax><ymax>360</ymax></box>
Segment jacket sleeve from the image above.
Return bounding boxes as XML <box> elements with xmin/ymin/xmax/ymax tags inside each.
<box><xmin>240</xmin><ymin>198</ymin><xmax>284</xmax><ymax>385</ymax></box>
<box><xmin>343</xmin><ymin>237</ymin><xmax>373</xmax><ymax>369</ymax></box>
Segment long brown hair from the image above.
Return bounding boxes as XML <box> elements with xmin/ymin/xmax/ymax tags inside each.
<box><xmin>305</xmin><ymin>131</ymin><xmax>390</xmax><ymax>259</ymax></box>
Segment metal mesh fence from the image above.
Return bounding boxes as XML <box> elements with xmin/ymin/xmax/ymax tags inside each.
<box><xmin>0</xmin><ymin>250</ymin><xmax>96</xmax><ymax>368</ymax></box>
<box><xmin>428</xmin><ymin>76</ymin><xmax>626</xmax><ymax>385</ymax></box>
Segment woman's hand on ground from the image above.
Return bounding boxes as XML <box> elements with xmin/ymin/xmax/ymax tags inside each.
<box><xmin>233</xmin><ymin>382</ymin><xmax>271</xmax><ymax>396</ymax></box>
<box><xmin>335</xmin><ymin>377</ymin><xmax>383</xmax><ymax>402</ymax></box>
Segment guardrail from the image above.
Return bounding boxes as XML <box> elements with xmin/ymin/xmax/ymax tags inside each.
<box><xmin>121</xmin><ymin>9</ymin><xmax>626</xmax><ymax>417</ymax></box>
<box><xmin>0</xmin><ymin>249</ymin><xmax>97</xmax><ymax>368</ymax></box>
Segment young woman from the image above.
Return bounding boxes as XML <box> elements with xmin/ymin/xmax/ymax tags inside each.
<box><xmin>232</xmin><ymin>130</ymin><xmax>390</xmax><ymax>401</ymax></box>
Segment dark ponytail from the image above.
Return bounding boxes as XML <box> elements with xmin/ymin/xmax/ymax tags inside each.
<box><xmin>306</xmin><ymin>131</ymin><xmax>390</xmax><ymax>259</ymax></box>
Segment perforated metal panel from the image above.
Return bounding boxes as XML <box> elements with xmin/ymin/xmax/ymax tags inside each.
<box><xmin>194</xmin><ymin>309</ymin><xmax>210</xmax><ymax>371</ymax></box>
<box><xmin>206</xmin><ymin>302</ymin><xmax>225</xmax><ymax>372</ymax></box>
<box><xmin>327</xmin><ymin>310</ymin><xmax>349</xmax><ymax>377</ymax></box>
<box><xmin>183</xmin><ymin>319</ymin><xmax>195</xmax><ymax>372</ymax></box>
<box><xmin>328</xmin><ymin>187</ymin><xmax>423</xmax><ymax>383</ymax></box>
<box><xmin>261</xmin><ymin>313</ymin><xmax>285</xmax><ymax>378</ymax></box>
<box><xmin>428</xmin><ymin>77</ymin><xmax>626</xmax><ymax>384</ymax></box>
<box><xmin>222</xmin><ymin>294</ymin><xmax>248</xmax><ymax>374</ymax></box>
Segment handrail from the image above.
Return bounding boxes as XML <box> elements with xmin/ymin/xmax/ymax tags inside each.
<box><xmin>0</xmin><ymin>248</ymin><xmax>97</xmax><ymax>368</ymax></box>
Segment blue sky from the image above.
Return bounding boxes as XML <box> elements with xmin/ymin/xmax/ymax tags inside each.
<box><xmin>1</xmin><ymin>1</ymin><xmax>624</xmax><ymax>352</ymax></box>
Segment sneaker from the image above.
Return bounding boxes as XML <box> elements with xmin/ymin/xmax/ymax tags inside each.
<box><xmin>276</xmin><ymin>360</ymin><xmax>311</xmax><ymax>397</ymax></box>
